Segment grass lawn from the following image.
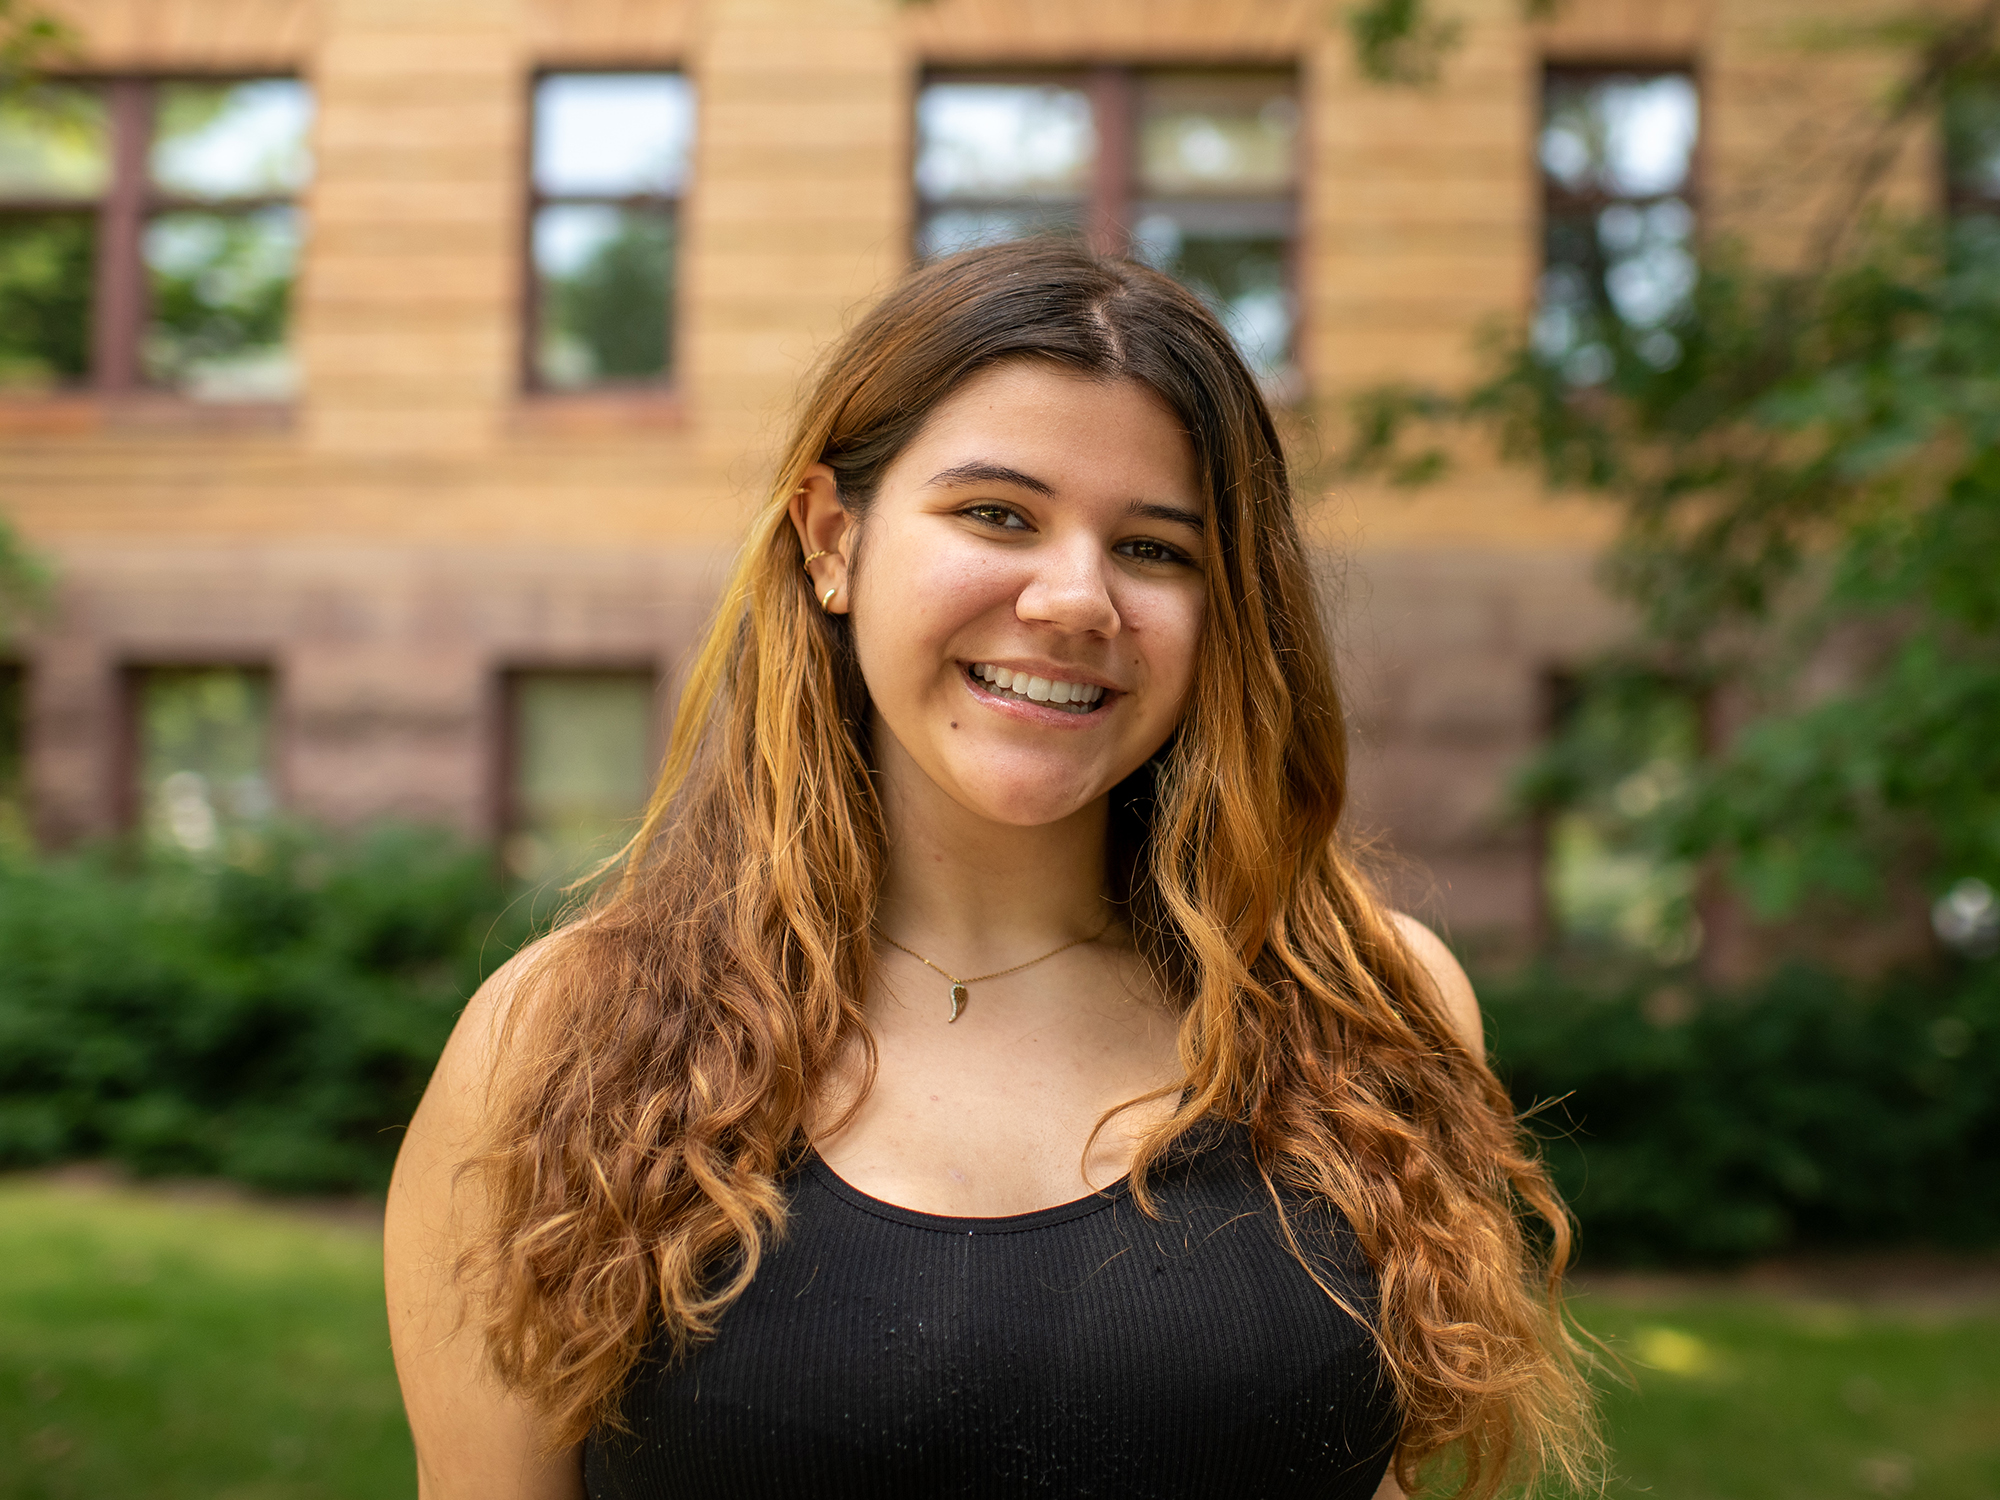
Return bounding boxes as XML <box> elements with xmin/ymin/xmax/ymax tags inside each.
<box><xmin>2</xmin><ymin>1178</ymin><xmax>1996</xmax><ymax>1499</ymax></box>
<box><xmin>1560</xmin><ymin>1277</ymin><xmax>2000</xmax><ymax>1500</ymax></box>
<box><xmin>0</xmin><ymin>1178</ymin><xmax>412</xmax><ymax>1500</ymax></box>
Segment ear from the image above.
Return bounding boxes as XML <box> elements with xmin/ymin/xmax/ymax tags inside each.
<box><xmin>788</xmin><ymin>463</ymin><xmax>854</xmax><ymax>615</ymax></box>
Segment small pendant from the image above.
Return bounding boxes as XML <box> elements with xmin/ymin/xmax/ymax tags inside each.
<box><xmin>948</xmin><ymin>983</ymin><xmax>968</xmax><ymax>1023</ymax></box>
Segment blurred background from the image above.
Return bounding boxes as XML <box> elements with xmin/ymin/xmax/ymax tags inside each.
<box><xmin>0</xmin><ymin>0</ymin><xmax>1995</xmax><ymax>1496</ymax></box>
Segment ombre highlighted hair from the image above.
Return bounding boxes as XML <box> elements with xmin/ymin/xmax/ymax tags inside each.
<box><xmin>469</xmin><ymin>240</ymin><xmax>1599</xmax><ymax>1497</ymax></box>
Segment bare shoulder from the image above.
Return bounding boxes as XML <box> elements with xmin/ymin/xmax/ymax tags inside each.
<box><xmin>385</xmin><ymin>933</ymin><xmax>584</xmax><ymax>1499</ymax></box>
<box><xmin>1388</xmin><ymin>911</ymin><xmax>1484</xmax><ymax>1062</ymax></box>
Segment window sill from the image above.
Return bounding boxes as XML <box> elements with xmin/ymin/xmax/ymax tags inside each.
<box><xmin>0</xmin><ymin>392</ymin><xmax>296</xmax><ymax>436</ymax></box>
<box><xmin>510</xmin><ymin>387</ymin><xmax>686</xmax><ymax>437</ymax></box>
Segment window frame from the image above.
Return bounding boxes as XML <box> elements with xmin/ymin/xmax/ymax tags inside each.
<box><xmin>1537</xmin><ymin>60</ymin><xmax>1705</xmax><ymax>329</ymax></box>
<box><xmin>520</xmin><ymin>65</ymin><xmax>691</xmax><ymax>398</ymax></box>
<box><xmin>910</xmin><ymin>63</ymin><xmax>1303</xmax><ymax>377</ymax></box>
<box><xmin>1943</xmin><ymin>70</ymin><xmax>2000</xmax><ymax>221</ymax></box>
<box><xmin>0</xmin><ymin>72</ymin><xmax>310</xmax><ymax>404</ymax></box>
<box><xmin>0</xmin><ymin>659</ymin><xmax>26</xmax><ymax>842</ymax></box>
<box><xmin>118</xmin><ymin>659</ymin><xmax>282</xmax><ymax>841</ymax></box>
<box><xmin>493</xmin><ymin>662</ymin><xmax>663</xmax><ymax>874</ymax></box>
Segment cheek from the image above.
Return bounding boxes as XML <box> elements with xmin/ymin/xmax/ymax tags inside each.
<box><xmin>1126</xmin><ymin>585</ymin><xmax>1206</xmax><ymax>707</ymax></box>
<box><xmin>853</xmin><ymin>533</ymin><xmax>1017</xmax><ymax>675</ymax></box>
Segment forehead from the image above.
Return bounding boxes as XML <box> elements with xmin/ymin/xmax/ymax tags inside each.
<box><xmin>888</xmin><ymin>361</ymin><xmax>1203</xmax><ymax>510</ymax></box>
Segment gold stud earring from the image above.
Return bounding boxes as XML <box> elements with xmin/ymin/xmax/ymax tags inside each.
<box><xmin>802</xmin><ymin>549</ymin><xmax>830</xmax><ymax>570</ymax></box>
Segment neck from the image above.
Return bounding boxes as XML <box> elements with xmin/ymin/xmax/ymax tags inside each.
<box><xmin>872</xmin><ymin>733</ymin><xmax>1110</xmax><ymax>969</ymax></box>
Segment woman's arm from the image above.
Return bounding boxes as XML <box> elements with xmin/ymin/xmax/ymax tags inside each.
<box><xmin>1389</xmin><ymin>911</ymin><xmax>1485</xmax><ymax>1063</ymax></box>
<box><xmin>1370</xmin><ymin>913</ymin><xmax>1483</xmax><ymax>1500</ymax></box>
<box><xmin>385</xmin><ymin>951</ymin><xmax>585</xmax><ymax>1500</ymax></box>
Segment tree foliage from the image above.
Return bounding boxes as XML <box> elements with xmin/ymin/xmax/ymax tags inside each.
<box><xmin>1343</xmin><ymin>11</ymin><xmax>2000</xmax><ymax>925</ymax></box>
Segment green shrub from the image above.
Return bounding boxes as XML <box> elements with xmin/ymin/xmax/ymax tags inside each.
<box><xmin>1483</xmin><ymin>958</ymin><xmax>2000</xmax><ymax>1264</ymax></box>
<box><xmin>0</xmin><ymin>826</ymin><xmax>535</xmax><ymax>1192</ymax></box>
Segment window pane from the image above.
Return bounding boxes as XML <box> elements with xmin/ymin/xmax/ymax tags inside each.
<box><xmin>918</xmin><ymin>204</ymin><xmax>1083</xmax><ymax>260</ymax></box>
<box><xmin>534</xmin><ymin>73</ymin><xmax>694</xmax><ymax>197</ymax></box>
<box><xmin>1541</xmin><ymin>73</ymin><xmax>1698</xmax><ymax>199</ymax></box>
<box><xmin>0</xmin><ymin>211</ymin><xmax>94</xmax><ymax>389</ymax></box>
<box><xmin>0</xmin><ymin>663</ymin><xmax>24</xmax><ymax>852</ymax></box>
<box><xmin>916</xmin><ymin>82</ymin><xmax>1095</xmax><ymax>202</ymax></box>
<box><xmin>1541</xmin><ymin>679</ymin><xmax>1703</xmax><ymax>964</ymax></box>
<box><xmin>506</xmin><ymin>673</ymin><xmax>656</xmax><ymax>883</ymax></box>
<box><xmin>137</xmin><ymin>668</ymin><xmax>275</xmax><ymax>855</ymax></box>
<box><xmin>532</xmin><ymin>204</ymin><xmax>672</xmax><ymax>387</ymax></box>
<box><xmin>1138</xmin><ymin>73</ymin><xmax>1297</xmax><ymax>196</ymax></box>
<box><xmin>151</xmin><ymin>80</ymin><xmax>313</xmax><ymax>200</ymax></box>
<box><xmin>1134</xmin><ymin>210</ymin><xmax>1293</xmax><ymax>376</ymax></box>
<box><xmin>143</xmin><ymin>206</ymin><xmax>300</xmax><ymax>400</ymax></box>
<box><xmin>1946</xmin><ymin>75</ymin><xmax>2000</xmax><ymax>212</ymax></box>
<box><xmin>0</xmin><ymin>86</ymin><xmax>108</xmax><ymax>200</ymax></box>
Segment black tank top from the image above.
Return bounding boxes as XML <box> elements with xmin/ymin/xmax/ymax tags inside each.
<box><xmin>585</xmin><ymin>1128</ymin><xmax>1398</xmax><ymax>1499</ymax></box>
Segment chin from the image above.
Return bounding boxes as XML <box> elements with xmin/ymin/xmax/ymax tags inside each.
<box><xmin>945</xmin><ymin>753</ymin><xmax>1112</xmax><ymax>828</ymax></box>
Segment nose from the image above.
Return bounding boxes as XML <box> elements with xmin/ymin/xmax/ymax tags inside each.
<box><xmin>1015</xmin><ymin>532</ymin><xmax>1121</xmax><ymax>638</ymax></box>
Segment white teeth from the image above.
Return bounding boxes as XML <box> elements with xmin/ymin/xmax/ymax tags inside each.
<box><xmin>967</xmin><ymin>664</ymin><xmax>1105</xmax><ymax>711</ymax></box>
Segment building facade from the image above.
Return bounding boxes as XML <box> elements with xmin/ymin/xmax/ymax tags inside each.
<box><xmin>0</xmin><ymin>0</ymin><xmax>1932</xmax><ymax>941</ymax></box>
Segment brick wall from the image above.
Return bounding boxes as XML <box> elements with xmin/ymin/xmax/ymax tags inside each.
<box><xmin>0</xmin><ymin>0</ymin><xmax>1930</xmax><ymax>940</ymax></box>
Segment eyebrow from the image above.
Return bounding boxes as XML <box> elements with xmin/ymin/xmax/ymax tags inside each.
<box><xmin>924</xmin><ymin>461</ymin><xmax>1056</xmax><ymax>497</ymax></box>
<box><xmin>1126</xmin><ymin>500</ymin><xmax>1207</xmax><ymax>533</ymax></box>
<box><xmin>925</xmin><ymin>461</ymin><xmax>1206</xmax><ymax>534</ymax></box>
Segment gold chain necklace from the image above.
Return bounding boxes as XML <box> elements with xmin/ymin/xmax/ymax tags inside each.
<box><xmin>875</xmin><ymin>914</ymin><xmax>1112</xmax><ymax>1023</ymax></box>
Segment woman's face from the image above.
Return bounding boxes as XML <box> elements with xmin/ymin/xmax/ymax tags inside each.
<box><xmin>809</xmin><ymin>361</ymin><xmax>1207</xmax><ymax>830</ymax></box>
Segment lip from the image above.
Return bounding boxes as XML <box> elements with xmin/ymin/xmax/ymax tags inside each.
<box><xmin>959</xmin><ymin>661</ymin><xmax>1121</xmax><ymax>727</ymax></box>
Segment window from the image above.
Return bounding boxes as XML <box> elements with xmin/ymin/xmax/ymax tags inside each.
<box><xmin>1944</xmin><ymin>69</ymin><xmax>2000</xmax><ymax>221</ymax></box>
<box><xmin>528</xmin><ymin>72</ymin><xmax>694</xmax><ymax>391</ymax></box>
<box><xmin>502</xmin><ymin>670</ymin><xmax>658</xmax><ymax>883</ymax></box>
<box><xmin>0</xmin><ymin>77</ymin><xmax>311</xmax><ymax>399</ymax></box>
<box><xmin>132</xmin><ymin>666</ymin><xmax>276</xmax><ymax>854</ymax></box>
<box><xmin>915</xmin><ymin>69</ymin><xmax>1300</xmax><ymax>380</ymax></box>
<box><xmin>0</xmin><ymin>663</ymin><xmax>25</xmax><ymax>850</ymax></box>
<box><xmin>1533</xmin><ymin>669</ymin><xmax>1703</xmax><ymax>964</ymax></box>
<box><xmin>1536</xmin><ymin>67</ymin><xmax>1699</xmax><ymax>385</ymax></box>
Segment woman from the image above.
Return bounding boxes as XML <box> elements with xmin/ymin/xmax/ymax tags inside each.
<box><xmin>386</xmin><ymin>241</ymin><xmax>1597</xmax><ymax>1499</ymax></box>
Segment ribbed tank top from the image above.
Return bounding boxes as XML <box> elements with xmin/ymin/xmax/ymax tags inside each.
<box><xmin>584</xmin><ymin>1126</ymin><xmax>1398</xmax><ymax>1499</ymax></box>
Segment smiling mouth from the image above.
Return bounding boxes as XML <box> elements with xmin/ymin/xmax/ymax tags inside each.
<box><xmin>964</xmin><ymin>662</ymin><xmax>1108</xmax><ymax>715</ymax></box>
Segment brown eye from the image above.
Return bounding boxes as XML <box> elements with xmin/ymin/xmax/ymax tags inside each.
<box><xmin>1120</xmin><ymin>537</ymin><xmax>1187</xmax><ymax>565</ymax></box>
<box><xmin>964</xmin><ymin>504</ymin><xmax>1028</xmax><ymax>530</ymax></box>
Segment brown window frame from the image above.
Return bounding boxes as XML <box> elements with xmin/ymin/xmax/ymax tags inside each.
<box><xmin>1944</xmin><ymin>73</ymin><xmax>2000</xmax><ymax>220</ymax></box>
<box><xmin>1538</xmin><ymin>61</ymin><xmax>1704</xmax><ymax>317</ymax></box>
<box><xmin>119</xmin><ymin>660</ymin><xmax>282</xmax><ymax>837</ymax></box>
<box><xmin>521</xmin><ymin>67</ymin><xmax>690</xmax><ymax>398</ymax></box>
<box><xmin>911</xmin><ymin>64</ymin><xmax>1303</xmax><ymax>372</ymax></box>
<box><xmin>0</xmin><ymin>659</ymin><xmax>26</xmax><ymax>838</ymax></box>
<box><xmin>0</xmin><ymin>73</ymin><xmax>307</xmax><ymax>401</ymax></box>
<box><xmin>494</xmin><ymin>662</ymin><xmax>663</xmax><ymax>867</ymax></box>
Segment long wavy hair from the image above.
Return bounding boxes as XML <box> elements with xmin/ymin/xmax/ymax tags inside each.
<box><xmin>468</xmin><ymin>240</ymin><xmax>1598</xmax><ymax>1496</ymax></box>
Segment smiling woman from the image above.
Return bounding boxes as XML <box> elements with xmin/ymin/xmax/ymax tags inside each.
<box><xmin>384</xmin><ymin>242</ymin><xmax>1600</xmax><ymax>1500</ymax></box>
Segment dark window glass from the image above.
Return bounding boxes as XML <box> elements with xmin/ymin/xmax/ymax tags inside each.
<box><xmin>1539</xmin><ymin>671</ymin><xmax>1704</xmax><ymax>963</ymax></box>
<box><xmin>135</xmin><ymin>667</ymin><xmax>275</xmax><ymax>854</ymax></box>
<box><xmin>916</xmin><ymin>82</ymin><xmax>1095</xmax><ymax>258</ymax></box>
<box><xmin>529</xmin><ymin>72</ymin><xmax>693</xmax><ymax>390</ymax></box>
<box><xmin>0</xmin><ymin>85</ymin><xmax>105</xmax><ymax>390</ymax></box>
<box><xmin>144</xmin><ymin>80</ymin><xmax>312</xmax><ymax>400</ymax></box>
<box><xmin>1132</xmin><ymin>73</ymin><xmax>1297</xmax><ymax>378</ymax></box>
<box><xmin>0</xmin><ymin>663</ymin><xmax>25</xmax><ymax>850</ymax></box>
<box><xmin>503</xmin><ymin>671</ymin><xmax>657</xmax><ymax>883</ymax></box>
<box><xmin>915</xmin><ymin>70</ymin><xmax>1300</xmax><ymax>381</ymax></box>
<box><xmin>1537</xmin><ymin>68</ymin><xmax>1699</xmax><ymax>385</ymax></box>
<box><xmin>1945</xmin><ymin>70</ymin><xmax>2000</xmax><ymax>220</ymax></box>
